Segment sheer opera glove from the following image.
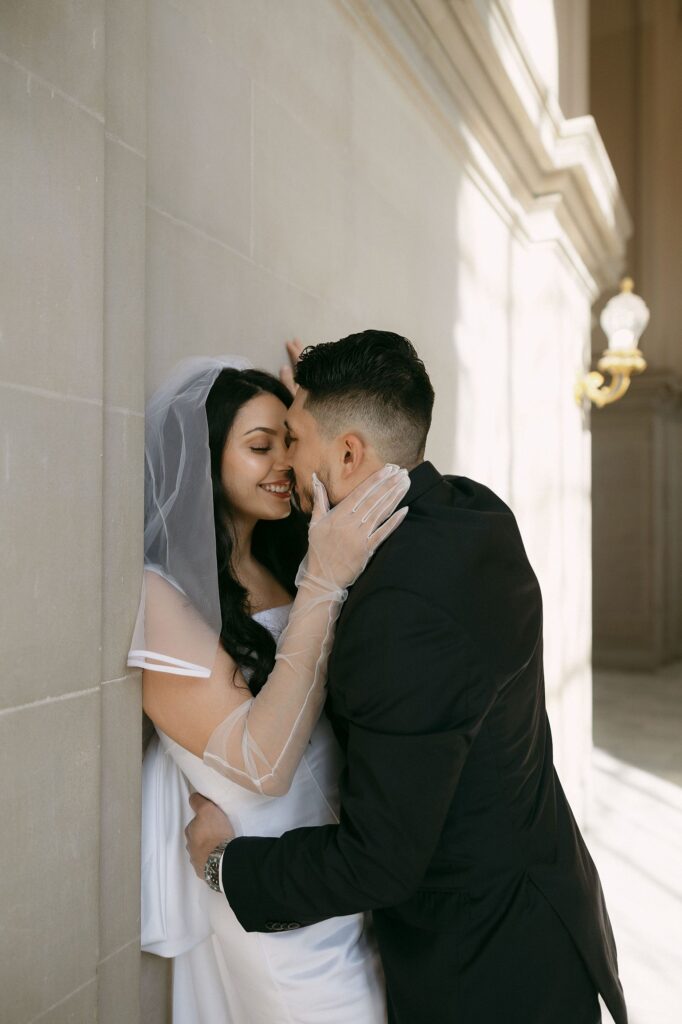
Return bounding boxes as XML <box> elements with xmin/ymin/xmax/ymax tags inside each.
<box><xmin>203</xmin><ymin>464</ymin><xmax>410</xmax><ymax>795</ymax></box>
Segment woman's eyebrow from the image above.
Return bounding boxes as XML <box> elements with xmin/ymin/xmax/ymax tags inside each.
<box><xmin>242</xmin><ymin>426</ymin><xmax>278</xmax><ymax>436</ymax></box>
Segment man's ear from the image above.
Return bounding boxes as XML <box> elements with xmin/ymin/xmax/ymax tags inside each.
<box><xmin>339</xmin><ymin>433</ymin><xmax>368</xmax><ymax>478</ymax></box>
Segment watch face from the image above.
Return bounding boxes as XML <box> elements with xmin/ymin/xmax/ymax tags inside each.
<box><xmin>205</xmin><ymin>860</ymin><xmax>219</xmax><ymax>889</ymax></box>
<box><xmin>204</xmin><ymin>841</ymin><xmax>227</xmax><ymax>891</ymax></box>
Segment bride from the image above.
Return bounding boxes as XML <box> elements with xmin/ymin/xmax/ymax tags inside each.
<box><xmin>128</xmin><ymin>354</ymin><xmax>410</xmax><ymax>1022</ymax></box>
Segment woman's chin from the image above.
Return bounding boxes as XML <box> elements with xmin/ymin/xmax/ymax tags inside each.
<box><xmin>258</xmin><ymin>499</ymin><xmax>292</xmax><ymax>520</ymax></box>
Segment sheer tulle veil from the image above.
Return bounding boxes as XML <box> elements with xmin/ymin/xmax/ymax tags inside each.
<box><xmin>127</xmin><ymin>355</ymin><xmax>253</xmax><ymax>678</ymax></box>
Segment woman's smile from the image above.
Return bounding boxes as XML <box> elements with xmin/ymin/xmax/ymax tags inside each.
<box><xmin>260</xmin><ymin>478</ymin><xmax>292</xmax><ymax>499</ymax></box>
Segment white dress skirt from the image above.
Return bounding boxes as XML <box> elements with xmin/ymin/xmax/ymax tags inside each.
<box><xmin>141</xmin><ymin>603</ymin><xmax>387</xmax><ymax>1023</ymax></box>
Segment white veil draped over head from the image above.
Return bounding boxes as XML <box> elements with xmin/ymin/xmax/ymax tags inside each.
<box><xmin>127</xmin><ymin>355</ymin><xmax>253</xmax><ymax>679</ymax></box>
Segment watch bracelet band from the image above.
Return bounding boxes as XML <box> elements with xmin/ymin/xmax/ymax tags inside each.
<box><xmin>204</xmin><ymin>838</ymin><xmax>230</xmax><ymax>892</ymax></box>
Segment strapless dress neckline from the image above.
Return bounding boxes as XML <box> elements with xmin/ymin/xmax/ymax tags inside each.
<box><xmin>251</xmin><ymin>602</ymin><xmax>294</xmax><ymax>625</ymax></box>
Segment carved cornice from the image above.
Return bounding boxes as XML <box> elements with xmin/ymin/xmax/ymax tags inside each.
<box><xmin>340</xmin><ymin>0</ymin><xmax>631</xmax><ymax>297</ymax></box>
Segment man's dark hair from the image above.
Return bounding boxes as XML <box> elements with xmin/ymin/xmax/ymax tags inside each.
<box><xmin>294</xmin><ymin>330</ymin><xmax>434</xmax><ymax>467</ymax></box>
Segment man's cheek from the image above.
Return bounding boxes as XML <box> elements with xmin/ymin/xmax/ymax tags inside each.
<box><xmin>291</xmin><ymin>482</ymin><xmax>310</xmax><ymax>516</ymax></box>
<box><xmin>302</xmin><ymin>484</ymin><xmax>316</xmax><ymax>515</ymax></box>
<box><xmin>301</xmin><ymin>490</ymin><xmax>314</xmax><ymax>515</ymax></box>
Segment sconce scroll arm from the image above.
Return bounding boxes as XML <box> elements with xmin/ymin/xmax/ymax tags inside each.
<box><xmin>575</xmin><ymin>348</ymin><xmax>647</xmax><ymax>409</ymax></box>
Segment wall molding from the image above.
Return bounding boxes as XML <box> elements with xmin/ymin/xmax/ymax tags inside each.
<box><xmin>341</xmin><ymin>0</ymin><xmax>631</xmax><ymax>297</ymax></box>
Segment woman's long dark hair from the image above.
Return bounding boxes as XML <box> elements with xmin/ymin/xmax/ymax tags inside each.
<box><xmin>204</xmin><ymin>369</ymin><xmax>308</xmax><ymax>695</ymax></box>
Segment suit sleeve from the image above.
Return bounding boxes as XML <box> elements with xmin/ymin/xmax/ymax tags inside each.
<box><xmin>220</xmin><ymin>586</ymin><xmax>495</xmax><ymax>931</ymax></box>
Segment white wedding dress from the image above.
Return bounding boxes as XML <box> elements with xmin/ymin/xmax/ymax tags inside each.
<box><xmin>141</xmin><ymin>602</ymin><xmax>387</xmax><ymax>1023</ymax></box>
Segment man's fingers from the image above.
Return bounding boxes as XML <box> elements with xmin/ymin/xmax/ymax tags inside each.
<box><xmin>286</xmin><ymin>338</ymin><xmax>304</xmax><ymax>365</ymax></box>
<box><xmin>189</xmin><ymin>792</ymin><xmax>208</xmax><ymax>813</ymax></box>
<box><xmin>279</xmin><ymin>364</ymin><xmax>297</xmax><ymax>397</ymax></box>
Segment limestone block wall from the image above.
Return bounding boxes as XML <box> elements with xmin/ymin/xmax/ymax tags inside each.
<box><xmin>1</xmin><ymin>2</ymin><xmax>629</xmax><ymax>1021</ymax></box>
<box><xmin>0</xmin><ymin>1</ymin><xmax>146</xmax><ymax>1021</ymax></box>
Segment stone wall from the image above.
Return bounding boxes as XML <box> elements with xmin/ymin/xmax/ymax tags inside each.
<box><xmin>0</xmin><ymin>1</ymin><xmax>146</xmax><ymax>1021</ymax></box>
<box><xmin>1</xmin><ymin>2</ymin><xmax>629</xmax><ymax>1021</ymax></box>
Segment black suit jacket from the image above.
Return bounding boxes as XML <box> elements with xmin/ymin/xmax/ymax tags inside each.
<box><xmin>221</xmin><ymin>462</ymin><xmax>627</xmax><ymax>1024</ymax></box>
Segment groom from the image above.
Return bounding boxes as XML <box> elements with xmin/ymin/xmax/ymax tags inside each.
<box><xmin>186</xmin><ymin>330</ymin><xmax>627</xmax><ymax>1024</ymax></box>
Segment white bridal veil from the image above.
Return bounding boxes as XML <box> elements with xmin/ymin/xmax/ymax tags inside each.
<box><xmin>128</xmin><ymin>355</ymin><xmax>253</xmax><ymax>678</ymax></box>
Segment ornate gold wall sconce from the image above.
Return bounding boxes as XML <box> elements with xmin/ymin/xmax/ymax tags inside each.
<box><xmin>575</xmin><ymin>278</ymin><xmax>649</xmax><ymax>408</ymax></box>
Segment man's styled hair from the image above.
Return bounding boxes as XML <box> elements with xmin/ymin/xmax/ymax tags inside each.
<box><xmin>294</xmin><ymin>330</ymin><xmax>435</xmax><ymax>467</ymax></box>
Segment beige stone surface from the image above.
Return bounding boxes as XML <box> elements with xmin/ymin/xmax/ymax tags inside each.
<box><xmin>447</xmin><ymin>180</ymin><xmax>595</xmax><ymax>814</ymax></box>
<box><xmin>506</xmin><ymin>0</ymin><xmax>560</xmax><ymax>95</ymax></box>
<box><xmin>97</xmin><ymin>940</ymin><xmax>141</xmax><ymax>1024</ymax></box>
<box><xmin>0</xmin><ymin>388</ymin><xmax>103</xmax><ymax>710</ymax></box>
<box><xmin>104</xmin><ymin>0</ymin><xmax>146</xmax><ymax>153</ymax></box>
<box><xmin>145</xmin><ymin>204</ymin><xmax>328</xmax><ymax>391</ymax></box>
<box><xmin>168</xmin><ymin>0</ymin><xmax>355</xmax><ymax>150</ymax></box>
<box><xmin>1</xmin><ymin>1</ymin><xmax>144</xmax><ymax>1020</ymax></box>
<box><xmin>147</xmin><ymin>0</ymin><xmax>251</xmax><ymax>254</ymax></box>
<box><xmin>251</xmin><ymin>82</ymin><xmax>350</xmax><ymax>300</ymax></box>
<box><xmin>0</xmin><ymin>692</ymin><xmax>100</xmax><ymax>1023</ymax></box>
<box><xmin>506</xmin><ymin>243</ymin><xmax>593</xmax><ymax>814</ymax></box>
<box><xmin>0</xmin><ymin>55</ymin><xmax>104</xmax><ymax>401</ymax></box>
<box><xmin>0</xmin><ymin>0</ymin><xmax>105</xmax><ymax>115</ymax></box>
<box><xmin>101</xmin><ymin>409</ymin><xmax>144</xmax><ymax>681</ymax></box>
<box><xmin>99</xmin><ymin>676</ymin><xmax>142</xmax><ymax>959</ymax></box>
<box><xmin>555</xmin><ymin>0</ymin><xmax>589</xmax><ymax>117</ymax></box>
<box><xmin>103</xmin><ymin>138</ymin><xmax>146</xmax><ymax>414</ymax></box>
<box><xmin>140</xmin><ymin>953</ymin><xmax>171</xmax><ymax>1024</ymax></box>
<box><xmin>34</xmin><ymin>981</ymin><xmax>97</xmax><ymax>1024</ymax></box>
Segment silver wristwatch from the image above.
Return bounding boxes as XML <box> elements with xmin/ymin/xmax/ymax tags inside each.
<box><xmin>204</xmin><ymin>839</ymin><xmax>230</xmax><ymax>892</ymax></box>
